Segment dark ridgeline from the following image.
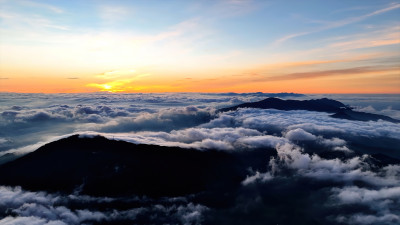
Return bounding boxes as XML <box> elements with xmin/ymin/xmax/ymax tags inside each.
<box><xmin>219</xmin><ymin>97</ymin><xmax>400</xmax><ymax>123</ymax></box>
<box><xmin>220</xmin><ymin>97</ymin><xmax>349</xmax><ymax>113</ymax></box>
<box><xmin>330</xmin><ymin>109</ymin><xmax>400</xmax><ymax>122</ymax></box>
<box><xmin>0</xmin><ymin>135</ymin><xmax>275</xmax><ymax>197</ymax></box>
<box><xmin>207</xmin><ymin>92</ymin><xmax>305</xmax><ymax>98</ymax></box>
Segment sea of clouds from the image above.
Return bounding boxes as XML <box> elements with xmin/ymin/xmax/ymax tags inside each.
<box><xmin>0</xmin><ymin>92</ymin><xmax>399</xmax><ymax>224</ymax></box>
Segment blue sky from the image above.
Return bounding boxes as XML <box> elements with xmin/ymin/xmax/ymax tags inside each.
<box><xmin>0</xmin><ymin>0</ymin><xmax>399</xmax><ymax>93</ymax></box>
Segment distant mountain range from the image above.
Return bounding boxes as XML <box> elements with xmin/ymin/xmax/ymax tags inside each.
<box><xmin>207</xmin><ymin>92</ymin><xmax>305</xmax><ymax>97</ymax></box>
<box><xmin>219</xmin><ymin>97</ymin><xmax>400</xmax><ymax>123</ymax></box>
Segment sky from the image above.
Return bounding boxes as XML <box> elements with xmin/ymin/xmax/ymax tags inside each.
<box><xmin>0</xmin><ymin>0</ymin><xmax>399</xmax><ymax>93</ymax></box>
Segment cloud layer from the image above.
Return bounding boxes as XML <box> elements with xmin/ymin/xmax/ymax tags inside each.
<box><xmin>0</xmin><ymin>93</ymin><xmax>399</xmax><ymax>224</ymax></box>
<box><xmin>0</xmin><ymin>186</ymin><xmax>207</xmax><ymax>225</ymax></box>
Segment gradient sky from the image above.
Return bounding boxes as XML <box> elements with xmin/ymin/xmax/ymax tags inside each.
<box><xmin>0</xmin><ymin>0</ymin><xmax>399</xmax><ymax>93</ymax></box>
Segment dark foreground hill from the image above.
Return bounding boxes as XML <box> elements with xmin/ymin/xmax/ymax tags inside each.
<box><xmin>219</xmin><ymin>97</ymin><xmax>400</xmax><ymax>123</ymax></box>
<box><xmin>0</xmin><ymin>134</ymin><xmax>398</xmax><ymax>197</ymax></box>
<box><xmin>0</xmin><ymin>135</ymin><xmax>274</xmax><ymax>197</ymax></box>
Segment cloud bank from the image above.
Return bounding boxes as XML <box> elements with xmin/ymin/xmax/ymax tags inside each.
<box><xmin>0</xmin><ymin>93</ymin><xmax>399</xmax><ymax>224</ymax></box>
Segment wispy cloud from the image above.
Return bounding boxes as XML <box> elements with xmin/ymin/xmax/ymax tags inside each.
<box><xmin>274</xmin><ymin>32</ymin><xmax>310</xmax><ymax>45</ymax></box>
<box><xmin>98</xmin><ymin>5</ymin><xmax>131</xmax><ymax>23</ymax></box>
<box><xmin>190</xmin><ymin>0</ymin><xmax>263</xmax><ymax>19</ymax></box>
<box><xmin>265</xmin><ymin>24</ymin><xmax>400</xmax><ymax>69</ymax></box>
<box><xmin>96</xmin><ymin>70</ymin><xmax>137</xmax><ymax>80</ymax></box>
<box><xmin>275</xmin><ymin>3</ymin><xmax>400</xmax><ymax>44</ymax></box>
<box><xmin>217</xmin><ymin>0</ymin><xmax>257</xmax><ymax>16</ymax></box>
<box><xmin>327</xmin><ymin>27</ymin><xmax>400</xmax><ymax>51</ymax></box>
<box><xmin>0</xmin><ymin>10</ymin><xmax>69</xmax><ymax>30</ymax></box>
<box><xmin>329</xmin><ymin>5</ymin><xmax>371</xmax><ymax>15</ymax></box>
<box><xmin>19</xmin><ymin>0</ymin><xmax>64</xmax><ymax>13</ymax></box>
<box><xmin>264</xmin><ymin>66</ymin><xmax>399</xmax><ymax>81</ymax></box>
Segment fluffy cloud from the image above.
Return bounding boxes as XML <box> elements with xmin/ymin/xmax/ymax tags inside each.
<box><xmin>88</xmin><ymin>106</ymin><xmax>214</xmax><ymax>132</ymax></box>
<box><xmin>284</xmin><ymin>128</ymin><xmax>317</xmax><ymax>141</ymax></box>
<box><xmin>331</xmin><ymin>186</ymin><xmax>400</xmax><ymax>225</ymax></box>
<box><xmin>336</xmin><ymin>214</ymin><xmax>400</xmax><ymax>225</ymax></box>
<box><xmin>72</xmin><ymin>105</ymin><xmax>398</xmax><ymax>154</ymax></box>
<box><xmin>74</xmin><ymin>127</ymin><xmax>286</xmax><ymax>151</ymax></box>
<box><xmin>238</xmin><ymin>140</ymin><xmax>400</xmax><ymax>224</ymax></box>
<box><xmin>10</xmin><ymin>105</ymin><xmax>211</xmax><ymax>130</ymax></box>
<box><xmin>333</xmin><ymin>186</ymin><xmax>400</xmax><ymax>204</ymax></box>
<box><xmin>266</xmin><ymin>143</ymin><xmax>400</xmax><ymax>186</ymax></box>
<box><xmin>0</xmin><ymin>186</ymin><xmax>208</xmax><ymax>225</ymax></box>
<box><xmin>241</xmin><ymin>171</ymin><xmax>273</xmax><ymax>185</ymax></box>
<box><xmin>355</xmin><ymin>105</ymin><xmax>400</xmax><ymax>120</ymax></box>
<box><xmin>0</xmin><ymin>103</ymin><xmax>217</xmax><ymax>154</ymax></box>
<box><xmin>3</xmin><ymin>101</ymin><xmax>398</xmax><ymax>160</ymax></box>
<box><xmin>223</xmin><ymin>108</ymin><xmax>400</xmax><ymax>139</ymax></box>
<box><xmin>0</xmin><ymin>216</ymin><xmax>67</xmax><ymax>225</ymax></box>
<box><xmin>318</xmin><ymin>137</ymin><xmax>346</xmax><ymax>147</ymax></box>
<box><xmin>2</xmin><ymin>93</ymin><xmax>399</xmax><ymax>156</ymax></box>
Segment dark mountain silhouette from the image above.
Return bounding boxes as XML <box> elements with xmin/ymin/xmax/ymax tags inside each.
<box><xmin>209</xmin><ymin>92</ymin><xmax>305</xmax><ymax>98</ymax></box>
<box><xmin>1</xmin><ymin>134</ymin><xmax>398</xmax><ymax>198</ymax></box>
<box><xmin>219</xmin><ymin>97</ymin><xmax>400</xmax><ymax>123</ymax></box>
<box><xmin>219</xmin><ymin>97</ymin><xmax>350</xmax><ymax>113</ymax></box>
<box><xmin>0</xmin><ymin>135</ymin><xmax>275</xmax><ymax>197</ymax></box>
<box><xmin>0</xmin><ymin>153</ymin><xmax>16</xmax><ymax>165</ymax></box>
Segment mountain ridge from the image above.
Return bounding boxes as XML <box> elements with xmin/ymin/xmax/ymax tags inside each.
<box><xmin>219</xmin><ymin>97</ymin><xmax>399</xmax><ymax>123</ymax></box>
<box><xmin>0</xmin><ymin>135</ymin><xmax>275</xmax><ymax>197</ymax></box>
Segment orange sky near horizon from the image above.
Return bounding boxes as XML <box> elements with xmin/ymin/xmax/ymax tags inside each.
<box><xmin>1</xmin><ymin>54</ymin><xmax>399</xmax><ymax>93</ymax></box>
<box><xmin>1</xmin><ymin>67</ymin><xmax>399</xmax><ymax>94</ymax></box>
<box><xmin>1</xmin><ymin>57</ymin><xmax>399</xmax><ymax>94</ymax></box>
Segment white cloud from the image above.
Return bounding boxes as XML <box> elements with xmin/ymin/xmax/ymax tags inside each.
<box><xmin>19</xmin><ymin>0</ymin><xmax>64</xmax><ymax>14</ymax></box>
<box><xmin>284</xmin><ymin>128</ymin><xmax>317</xmax><ymax>141</ymax></box>
<box><xmin>241</xmin><ymin>171</ymin><xmax>273</xmax><ymax>185</ymax></box>
<box><xmin>355</xmin><ymin>105</ymin><xmax>400</xmax><ymax>120</ymax></box>
<box><xmin>238</xmin><ymin>135</ymin><xmax>287</xmax><ymax>149</ymax></box>
<box><xmin>0</xmin><ymin>186</ymin><xmax>208</xmax><ymax>225</ymax></box>
<box><xmin>332</xmin><ymin>186</ymin><xmax>400</xmax><ymax>225</ymax></box>
<box><xmin>274</xmin><ymin>3</ymin><xmax>400</xmax><ymax>44</ymax></box>
<box><xmin>0</xmin><ymin>216</ymin><xmax>67</xmax><ymax>225</ymax></box>
<box><xmin>99</xmin><ymin>5</ymin><xmax>131</xmax><ymax>23</ymax></box>
<box><xmin>336</xmin><ymin>213</ymin><xmax>399</xmax><ymax>225</ymax></box>
<box><xmin>265</xmin><ymin>143</ymin><xmax>400</xmax><ymax>186</ymax></box>
<box><xmin>222</xmin><ymin>108</ymin><xmax>400</xmax><ymax>139</ymax></box>
<box><xmin>333</xmin><ymin>186</ymin><xmax>400</xmax><ymax>204</ymax></box>
<box><xmin>318</xmin><ymin>137</ymin><xmax>346</xmax><ymax>147</ymax></box>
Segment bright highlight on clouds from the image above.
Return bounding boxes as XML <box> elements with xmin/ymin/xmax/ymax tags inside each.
<box><xmin>0</xmin><ymin>0</ymin><xmax>399</xmax><ymax>93</ymax></box>
<box><xmin>87</xmin><ymin>70</ymin><xmax>151</xmax><ymax>92</ymax></box>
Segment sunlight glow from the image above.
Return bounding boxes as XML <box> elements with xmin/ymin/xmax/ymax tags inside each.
<box><xmin>103</xmin><ymin>84</ymin><xmax>112</xmax><ymax>90</ymax></box>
